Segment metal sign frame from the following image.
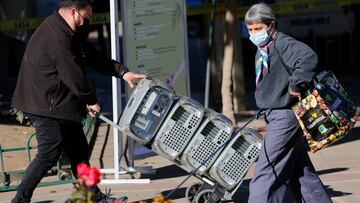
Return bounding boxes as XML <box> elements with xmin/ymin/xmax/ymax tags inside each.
<box><xmin>99</xmin><ymin>0</ymin><xmax>151</xmax><ymax>185</ymax></box>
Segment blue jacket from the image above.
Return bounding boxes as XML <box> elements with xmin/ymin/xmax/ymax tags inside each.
<box><xmin>254</xmin><ymin>32</ymin><xmax>318</xmax><ymax>109</ymax></box>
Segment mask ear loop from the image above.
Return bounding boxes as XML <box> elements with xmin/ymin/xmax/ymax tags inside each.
<box><xmin>267</xmin><ymin>21</ymin><xmax>277</xmax><ymax>38</ymax></box>
<box><xmin>266</xmin><ymin>23</ymin><xmax>273</xmax><ymax>35</ymax></box>
<box><xmin>72</xmin><ymin>8</ymin><xmax>80</xmax><ymax>28</ymax></box>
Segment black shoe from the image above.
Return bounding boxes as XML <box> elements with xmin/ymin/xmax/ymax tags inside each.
<box><xmin>11</xmin><ymin>198</ymin><xmax>30</xmax><ymax>203</ymax></box>
<box><xmin>97</xmin><ymin>188</ymin><xmax>128</xmax><ymax>203</ymax></box>
<box><xmin>98</xmin><ymin>196</ymin><xmax>128</xmax><ymax>203</ymax></box>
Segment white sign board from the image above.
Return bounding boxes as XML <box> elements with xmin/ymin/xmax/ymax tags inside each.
<box><xmin>121</xmin><ymin>0</ymin><xmax>190</xmax><ymax>96</ymax></box>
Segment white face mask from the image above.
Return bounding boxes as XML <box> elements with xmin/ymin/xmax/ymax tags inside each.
<box><xmin>249</xmin><ymin>26</ymin><xmax>272</xmax><ymax>47</ymax></box>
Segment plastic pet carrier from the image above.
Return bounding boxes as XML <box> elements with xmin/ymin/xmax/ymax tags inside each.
<box><xmin>183</xmin><ymin>128</ymin><xmax>263</xmax><ymax>203</ymax></box>
<box><xmin>209</xmin><ymin>128</ymin><xmax>262</xmax><ymax>192</ymax></box>
<box><xmin>119</xmin><ymin>78</ymin><xmax>176</xmax><ymax>145</ymax></box>
<box><xmin>151</xmin><ymin>96</ymin><xmax>205</xmax><ymax>160</ymax></box>
<box><xmin>180</xmin><ymin>109</ymin><xmax>235</xmax><ymax>175</ymax></box>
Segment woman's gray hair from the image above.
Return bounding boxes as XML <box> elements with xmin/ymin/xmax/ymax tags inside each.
<box><xmin>245</xmin><ymin>3</ymin><xmax>276</xmax><ymax>25</ymax></box>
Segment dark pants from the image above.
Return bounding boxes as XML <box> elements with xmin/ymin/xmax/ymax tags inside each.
<box><xmin>13</xmin><ymin>115</ymin><xmax>89</xmax><ymax>202</ymax></box>
<box><xmin>248</xmin><ymin>109</ymin><xmax>332</xmax><ymax>203</ymax></box>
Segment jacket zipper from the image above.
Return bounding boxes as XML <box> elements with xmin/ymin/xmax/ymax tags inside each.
<box><xmin>49</xmin><ymin>79</ymin><xmax>58</xmax><ymax>111</ymax></box>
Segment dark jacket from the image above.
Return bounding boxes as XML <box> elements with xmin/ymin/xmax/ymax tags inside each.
<box><xmin>254</xmin><ymin>32</ymin><xmax>318</xmax><ymax>109</ymax></box>
<box><xmin>12</xmin><ymin>11</ymin><xmax>128</xmax><ymax>122</ymax></box>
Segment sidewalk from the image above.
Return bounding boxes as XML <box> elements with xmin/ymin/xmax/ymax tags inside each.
<box><xmin>1</xmin><ymin>117</ymin><xmax>359</xmax><ymax>203</ymax></box>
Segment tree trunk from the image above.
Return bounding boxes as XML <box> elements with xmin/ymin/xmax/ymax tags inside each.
<box><xmin>232</xmin><ymin>17</ymin><xmax>246</xmax><ymax>113</ymax></box>
<box><xmin>221</xmin><ymin>0</ymin><xmax>236</xmax><ymax>124</ymax></box>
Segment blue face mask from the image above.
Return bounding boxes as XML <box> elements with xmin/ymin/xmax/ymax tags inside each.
<box><xmin>249</xmin><ymin>27</ymin><xmax>272</xmax><ymax>47</ymax></box>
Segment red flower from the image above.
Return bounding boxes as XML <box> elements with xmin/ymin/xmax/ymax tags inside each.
<box><xmin>85</xmin><ymin>167</ymin><xmax>102</xmax><ymax>186</ymax></box>
<box><xmin>76</xmin><ymin>163</ymin><xmax>103</xmax><ymax>186</ymax></box>
<box><xmin>77</xmin><ymin>163</ymin><xmax>90</xmax><ymax>179</ymax></box>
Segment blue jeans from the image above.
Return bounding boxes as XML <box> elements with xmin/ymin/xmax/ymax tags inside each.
<box><xmin>13</xmin><ymin>115</ymin><xmax>89</xmax><ymax>202</ymax></box>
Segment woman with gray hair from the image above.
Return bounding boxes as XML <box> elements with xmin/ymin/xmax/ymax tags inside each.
<box><xmin>244</xmin><ymin>3</ymin><xmax>332</xmax><ymax>203</ymax></box>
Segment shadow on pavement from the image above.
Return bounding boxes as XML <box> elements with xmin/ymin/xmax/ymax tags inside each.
<box><xmin>140</xmin><ymin>164</ymin><xmax>188</xmax><ymax>180</ymax></box>
<box><xmin>324</xmin><ymin>184</ymin><xmax>352</xmax><ymax>198</ymax></box>
<box><xmin>327</xmin><ymin>126</ymin><xmax>360</xmax><ymax>147</ymax></box>
<box><xmin>228</xmin><ymin>176</ymin><xmax>352</xmax><ymax>202</ymax></box>
<box><xmin>317</xmin><ymin>167</ymin><xmax>348</xmax><ymax>176</ymax></box>
<box><xmin>229</xmin><ymin>179</ymin><xmax>251</xmax><ymax>203</ymax></box>
<box><xmin>137</xmin><ymin>187</ymin><xmax>187</xmax><ymax>202</ymax></box>
<box><xmin>161</xmin><ymin>187</ymin><xmax>187</xmax><ymax>201</ymax></box>
<box><xmin>231</xmin><ymin>178</ymin><xmax>321</xmax><ymax>203</ymax></box>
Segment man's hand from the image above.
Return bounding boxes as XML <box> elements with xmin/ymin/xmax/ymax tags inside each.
<box><xmin>289</xmin><ymin>89</ymin><xmax>302</xmax><ymax>101</ymax></box>
<box><xmin>87</xmin><ymin>103</ymin><xmax>100</xmax><ymax>117</ymax></box>
<box><xmin>123</xmin><ymin>72</ymin><xmax>147</xmax><ymax>88</ymax></box>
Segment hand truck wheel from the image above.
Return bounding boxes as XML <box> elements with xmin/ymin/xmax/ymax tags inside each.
<box><xmin>194</xmin><ymin>189</ymin><xmax>213</xmax><ymax>203</ymax></box>
<box><xmin>194</xmin><ymin>189</ymin><xmax>221</xmax><ymax>203</ymax></box>
<box><xmin>185</xmin><ymin>182</ymin><xmax>203</xmax><ymax>203</ymax></box>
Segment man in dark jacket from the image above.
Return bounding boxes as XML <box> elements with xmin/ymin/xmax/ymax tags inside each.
<box><xmin>11</xmin><ymin>0</ymin><xmax>146</xmax><ymax>202</ymax></box>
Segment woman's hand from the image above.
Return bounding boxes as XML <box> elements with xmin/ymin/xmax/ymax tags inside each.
<box><xmin>289</xmin><ymin>89</ymin><xmax>302</xmax><ymax>101</ymax></box>
<box><xmin>122</xmin><ymin>72</ymin><xmax>147</xmax><ymax>88</ymax></box>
